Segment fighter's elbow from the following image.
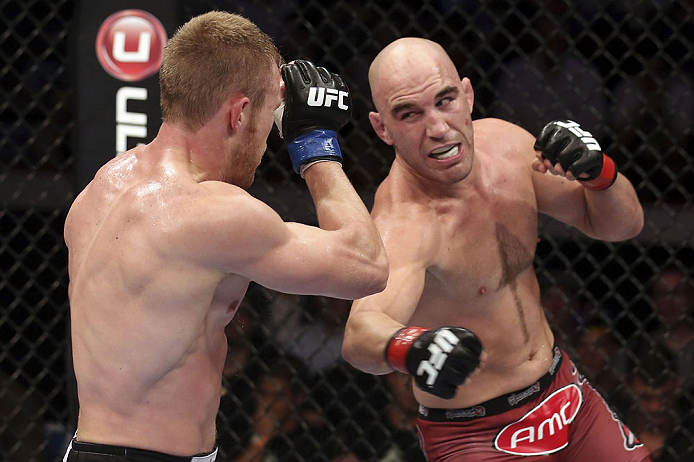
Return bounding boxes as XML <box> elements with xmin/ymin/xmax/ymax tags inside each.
<box><xmin>611</xmin><ymin>186</ymin><xmax>645</xmax><ymax>241</ymax></box>
<box><xmin>625</xmin><ymin>209</ymin><xmax>645</xmax><ymax>240</ymax></box>
<box><xmin>370</xmin><ymin>255</ymin><xmax>389</xmax><ymax>294</ymax></box>
<box><xmin>585</xmin><ymin>201</ymin><xmax>645</xmax><ymax>242</ymax></box>
<box><xmin>342</xmin><ymin>347</ymin><xmax>391</xmax><ymax>376</ymax></box>
<box><xmin>341</xmin><ymin>322</ymin><xmax>362</xmax><ymax>364</ymax></box>
<box><xmin>341</xmin><ymin>329</ymin><xmax>383</xmax><ymax>375</ymax></box>
<box><xmin>350</xmin><ymin>253</ymin><xmax>389</xmax><ymax>298</ymax></box>
<box><xmin>341</xmin><ymin>334</ymin><xmax>357</xmax><ymax>367</ymax></box>
<box><xmin>363</xmin><ymin>237</ymin><xmax>389</xmax><ymax>295</ymax></box>
<box><xmin>611</xmin><ymin>206</ymin><xmax>645</xmax><ymax>242</ymax></box>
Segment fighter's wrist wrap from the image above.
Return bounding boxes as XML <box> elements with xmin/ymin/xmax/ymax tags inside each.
<box><xmin>579</xmin><ymin>153</ymin><xmax>618</xmax><ymax>191</ymax></box>
<box><xmin>287</xmin><ymin>129</ymin><xmax>343</xmax><ymax>175</ymax></box>
<box><xmin>384</xmin><ymin>326</ymin><xmax>428</xmax><ymax>373</ymax></box>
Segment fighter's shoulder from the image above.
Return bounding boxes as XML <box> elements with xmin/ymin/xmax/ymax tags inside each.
<box><xmin>373</xmin><ymin>197</ymin><xmax>435</xmax><ymax>224</ymax></box>
<box><xmin>192</xmin><ymin>180</ymin><xmax>269</xmax><ymax>216</ymax></box>
<box><xmin>473</xmin><ymin>117</ymin><xmax>518</xmax><ymax>130</ymax></box>
<box><xmin>372</xmin><ymin>186</ymin><xmax>440</xmax><ymax>256</ymax></box>
<box><xmin>473</xmin><ymin>117</ymin><xmax>536</xmax><ymax>158</ymax></box>
<box><xmin>372</xmin><ymin>180</ymin><xmax>436</xmax><ymax>223</ymax></box>
<box><xmin>64</xmin><ymin>185</ymin><xmax>92</xmax><ymax>247</ymax></box>
<box><xmin>168</xmin><ymin>181</ymin><xmax>284</xmax><ymax>250</ymax></box>
<box><xmin>64</xmin><ymin>156</ymin><xmax>130</xmax><ymax>244</ymax></box>
<box><xmin>197</xmin><ymin>179</ymin><xmax>249</xmax><ymax>197</ymax></box>
<box><xmin>473</xmin><ymin>117</ymin><xmax>535</xmax><ymax>143</ymax></box>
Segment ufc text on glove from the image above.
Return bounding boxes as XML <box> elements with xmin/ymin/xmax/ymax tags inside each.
<box><xmin>534</xmin><ymin>120</ymin><xmax>618</xmax><ymax>191</ymax></box>
<box><xmin>385</xmin><ymin>326</ymin><xmax>483</xmax><ymax>399</ymax></box>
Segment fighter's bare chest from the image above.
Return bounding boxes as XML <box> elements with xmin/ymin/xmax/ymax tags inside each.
<box><xmin>426</xmin><ymin>190</ymin><xmax>538</xmax><ymax>298</ymax></box>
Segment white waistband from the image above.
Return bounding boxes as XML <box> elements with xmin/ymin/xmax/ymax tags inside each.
<box><xmin>192</xmin><ymin>448</ymin><xmax>218</xmax><ymax>462</ymax></box>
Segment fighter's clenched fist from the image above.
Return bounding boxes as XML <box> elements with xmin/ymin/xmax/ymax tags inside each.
<box><xmin>275</xmin><ymin>59</ymin><xmax>352</xmax><ymax>176</ymax></box>
<box><xmin>534</xmin><ymin>120</ymin><xmax>618</xmax><ymax>190</ymax></box>
<box><xmin>385</xmin><ymin>326</ymin><xmax>483</xmax><ymax>399</ymax></box>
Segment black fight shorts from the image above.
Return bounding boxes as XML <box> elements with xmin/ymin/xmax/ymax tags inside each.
<box><xmin>416</xmin><ymin>347</ymin><xmax>653</xmax><ymax>461</ymax></box>
<box><xmin>62</xmin><ymin>439</ymin><xmax>218</xmax><ymax>462</ymax></box>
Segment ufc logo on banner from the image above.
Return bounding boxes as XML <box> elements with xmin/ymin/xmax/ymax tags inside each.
<box><xmin>95</xmin><ymin>10</ymin><xmax>167</xmax><ymax>82</ymax></box>
<box><xmin>554</xmin><ymin>120</ymin><xmax>601</xmax><ymax>151</ymax></box>
<box><xmin>417</xmin><ymin>329</ymin><xmax>460</xmax><ymax>385</ymax></box>
<box><xmin>307</xmin><ymin>87</ymin><xmax>349</xmax><ymax>110</ymax></box>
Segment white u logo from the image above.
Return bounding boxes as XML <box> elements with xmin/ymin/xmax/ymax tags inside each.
<box><xmin>113</xmin><ymin>31</ymin><xmax>151</xmax><ymax>63</ymax></box>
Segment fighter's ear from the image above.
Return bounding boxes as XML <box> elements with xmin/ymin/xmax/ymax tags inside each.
<box><xmin>369</xmin><ymin>111</ymin><xmax>393</xmax><ymax>145</ymax></box>
<box><xmin>461</xmin><ymin>77</ymin><xmax>474</xmax><ymax>114</ymax></box>
<box><xmin>228</xmin><ymin>94</ymin><xmax>250</xmax><ymax>132</ymax></box>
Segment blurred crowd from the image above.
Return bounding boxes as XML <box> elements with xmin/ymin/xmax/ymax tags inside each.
<box><xmin>541</xmin><ymin>265</ymin><xmax>694</xmax><ymax>461</ymax></box>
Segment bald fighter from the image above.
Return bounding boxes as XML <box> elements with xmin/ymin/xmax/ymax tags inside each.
<box><xmin>63</xmin><ymin>12</ymin><xmax>387</xmax><ymax>462</ymax></box>
<box><xmin>342</xmin><ymin>37</ymin><xmax>651</xmax><ymax>461</ymax></box>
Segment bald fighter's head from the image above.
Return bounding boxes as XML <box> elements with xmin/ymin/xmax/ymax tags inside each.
<box><xmin>369</xmin><ymin>38</ymin><xmax>462</xmax><ymax>115</ymax></box>
<box><xmin>367</xmin><ymin>38</ymin><xmax>476</xmax><ymax>185</ymax></box>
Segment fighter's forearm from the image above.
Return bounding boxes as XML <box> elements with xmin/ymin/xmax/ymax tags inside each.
<box><xmin>304</xmin><ymin>163</ymin><xmax>372</xmax><ymax>231</ymax></box>
<box><xmin>304</xmin><ymin>162</ymin><xmax>388</xmax><ymax>273</ymax></box>
<box><xmin>342</xmin><ymin>308</ymin><xmax>404</xmax><ymax>375</ymax></box>
<box><xmin>583</xmin><ymin>173</ymin><xmax>644</xmax><ymax>242</ymax></box>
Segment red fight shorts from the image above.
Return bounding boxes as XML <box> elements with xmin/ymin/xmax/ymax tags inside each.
<box><xmin>416</xmin><ymin>347</ymin><xmax>652</xmax><ymax>461</ymax></box>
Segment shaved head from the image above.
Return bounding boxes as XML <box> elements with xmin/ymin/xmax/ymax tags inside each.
<box><xmin>366</xmin><ymin>37</ymin><xmax>475</xmax><ymax>185</ymax></box>
<box><xmin>369</xmin><ymin>38</ymin><xmax>460</xmax><ymax>114</ymax></box>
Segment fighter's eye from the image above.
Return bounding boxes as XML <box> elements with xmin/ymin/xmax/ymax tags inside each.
<box><xmin>437</xmin><ymin>97</ymin><xmax>453</xmax><ymax>107</ymax></box>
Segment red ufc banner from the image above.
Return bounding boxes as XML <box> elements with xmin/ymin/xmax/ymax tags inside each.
<box><xmin>74</xmin><ymin>1</ymin><xmax>178</xmax><ymax>190</ymax></box>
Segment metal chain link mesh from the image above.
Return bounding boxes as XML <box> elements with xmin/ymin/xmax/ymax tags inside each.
<box><xmin>2</xmin><ymin>0</ymin><xmax>693</xmax><ymax>460</ymax></box>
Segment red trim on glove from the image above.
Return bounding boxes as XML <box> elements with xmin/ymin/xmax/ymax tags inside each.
<box><xmin>385</xmin><ymin>326</ymin><xmax>428</xmax><ymax>373</ymax></box>
<box><xmin>581</xmin><ymin>154</ymin><xmax>618</xmax><ymax>190</ymax></box>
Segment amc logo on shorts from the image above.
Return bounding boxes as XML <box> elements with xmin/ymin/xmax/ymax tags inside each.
<box><xmin>95</xmin><ymin>9</ymin><xmax>167</xmax><ymax>81</ymax></box>
<box><xmin>494</xmin><ymin>384</ymin><xmax>583</xmax><ymax>456</ymax></box>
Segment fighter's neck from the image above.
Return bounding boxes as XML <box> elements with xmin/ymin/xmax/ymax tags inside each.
<box><xmin>390</xmin><ymin>153</ymin><xmax>482</xmax><ymax>200</ymax></box>
<box><xmin>149</xmin><ymin>123</ymin><xmax>220</xmax><ymax>183</ymax></box>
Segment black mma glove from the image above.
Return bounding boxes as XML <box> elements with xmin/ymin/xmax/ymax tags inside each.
<box><xmin>273</xmin><ymin>60</ymin><xmax>352</xmax><ymax>176</ymax></box>
<box><xmin>385</xmin><ymin>326</ymin><xmax>483</xmax><ymax>399</ymax></box>
<box><xmin>534</xmin><ymin>120</ymin><xmax>618</xmax><ymax>190</ymax></box>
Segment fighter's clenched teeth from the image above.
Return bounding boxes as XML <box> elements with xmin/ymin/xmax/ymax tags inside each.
<box><xmin>429</xmin><ymin>144</ymin><xmax>460</xmax><ymax>160</ymax></box>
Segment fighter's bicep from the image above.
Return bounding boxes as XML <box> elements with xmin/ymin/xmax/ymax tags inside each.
<box><xmin>238</xmin><ymin>220</ymin><xmax>362</xmax><ymax>295</ymax></box>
